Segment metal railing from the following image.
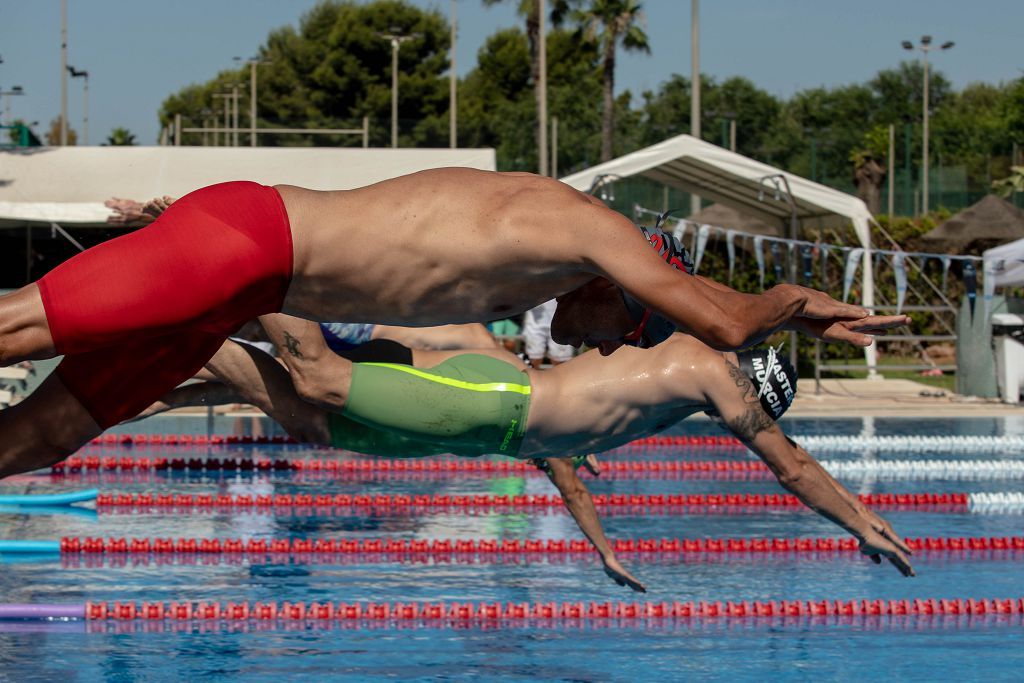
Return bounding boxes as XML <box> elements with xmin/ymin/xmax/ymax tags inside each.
<box><xmin>173</xmin><ymin>114</ymin><xmax>370</xmax><ymax>148</ymax></box>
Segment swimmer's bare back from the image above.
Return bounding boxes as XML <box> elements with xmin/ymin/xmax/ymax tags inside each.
<box><xmin>275</xmin><ymin>169</ymin><xmax>622</xmax><ymax>325</ymax></box>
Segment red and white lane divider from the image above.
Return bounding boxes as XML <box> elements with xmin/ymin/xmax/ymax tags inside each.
<box><xmin>46</xmin><ymin>456</ymin><xmax>1024</xmax><ymax>481</ymax></box>
<box><xmin>68</xmin><ymin>597</ymin><xmax>1024</xmax><ymax>621</ymax></box>
<box><xmin>46</xmin><ymin>535</ymin><xmax>1024</xmax><ymax>557</ymax></box>
<box><xmin>8</xmin><ymin>598</ymin><xmax>1023</xmax><ymax>622</ymax></box>
<box><xmin>77</xmin><ymin>432</ymin><xmax>1024</xmax><ymax>453</ymax></box>
<box><xmin>88</xmin><ymin>491</ymin><xmax>1024</xmax><ymax>513</ymax></box>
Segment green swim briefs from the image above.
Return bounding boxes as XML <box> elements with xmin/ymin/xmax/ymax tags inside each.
<box><xmin>329</xmin><ymin>353</ymin><xmax>532</xmax><ymax>458</ymax></box>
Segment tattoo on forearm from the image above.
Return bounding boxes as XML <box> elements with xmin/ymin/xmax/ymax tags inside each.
<box><xmin>723</xmin><ymin>358</ymin><xmax>778</xmax><ymax>443</ymax></box>
<box><xmin>283</xmin><ymin>331</ymin><xmax>303</xmax><ymax>358</ymax></box>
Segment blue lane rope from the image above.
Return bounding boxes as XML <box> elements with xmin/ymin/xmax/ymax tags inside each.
<box><xmin>0</xmin><ymin>540</ymin><xmax>61</xmax><ymax>554</ymax></box>
<box><xmin>0</xmin><ymin>489</ymin><xmax>98</xmax><ymax>507</ymax></box>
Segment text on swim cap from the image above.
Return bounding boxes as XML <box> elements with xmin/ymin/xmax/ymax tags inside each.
<box><xmin>751</xmin><ymin>356</ymin><xmax>794</xmax><ymax>417</ymax></box>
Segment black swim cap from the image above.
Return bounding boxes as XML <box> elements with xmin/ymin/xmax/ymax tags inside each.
<box><xmin>621</xmin><ymin>221</ymin><xmax>694</xmax><ymax>348</ymax></box>
<box><xmin>736</xmin><ymin>345</ymin><xmax>798</xmax><ymax>420</ymax></box>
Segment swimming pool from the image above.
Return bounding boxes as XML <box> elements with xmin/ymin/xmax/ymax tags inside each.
<box><xmin>1</xmin><ymin>416</ymin><xmax>1022</xmax><ymax>681</ymax></box>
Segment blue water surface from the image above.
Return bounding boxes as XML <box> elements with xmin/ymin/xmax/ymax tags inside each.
<box><xmin>0</xmin><ymin>416</ymin><xmax>1022</xmax><ymax>681</ymax></box>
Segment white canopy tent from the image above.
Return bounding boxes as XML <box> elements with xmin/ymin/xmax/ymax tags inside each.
<box><xmin>983</xmin><ymin>237</ymin><xmax>1024</xmax><ymax>289</ymax></box>
<box><xmin>0</xmin><ymin>146</ymin><xmax>496</xmax><ymax>227</ymax></box>
<box><xmin>560</xmin><ymin>134</ymin><xmax>878</xmax><ymax>370</ymax></box>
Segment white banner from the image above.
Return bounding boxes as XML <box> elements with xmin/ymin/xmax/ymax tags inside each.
<box><xmin>693</xmin><ymin>224</ymin><xmax>711</xmax><ymax>274</ymax></box>
<box><xmin>843</xmin><ymin>248</ymin><xmax>865</xmax><ymax>303</ymax></box>
<box><xmin>941</xmin><ymin>256</ymin><xmax>952</xmax><ymax>294</ymax></box>
<box><xmin>754</xmin><ymin>236</ymin><xmax>766</xmax><ymax>289</ymax></box>
<box><xmin>770</xmin><ymin>241</ymin><xmax>783</xmax><ymax>282</ymax></box>
<box><xmin>726</xmin><ymin>229</ymin><xmax>737</xmax><ymax>283</ymax></box>
<box><xmin>892</xmin><ymin>253</ymin><xmax>908</xmax><ymax>314</ymax></box>
<box><xmin>984</xmin><ymin>259</ymin><xmax>1000</xmax><ymax>321</ymax></box>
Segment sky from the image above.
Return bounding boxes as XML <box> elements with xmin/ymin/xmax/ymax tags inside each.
<box><xmin>1</xmin><ymin>0</ymin><xmax>1022</xmax><ymax>145</ymax></box>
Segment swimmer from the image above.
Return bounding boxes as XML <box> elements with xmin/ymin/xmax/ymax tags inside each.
<box><xmin>320</xmin><ymin>321</ymin><xmax>498</xmax><ymax>354</ymax></box>
<box><xmin>0</xmin><ymin>169</ymin><xmax>908</xmax><ymax>476</ymax></box>
<box><xmin>145</xmin><ymin>333</ymin><xmax>916</xmax><ymax>580</ymax></box>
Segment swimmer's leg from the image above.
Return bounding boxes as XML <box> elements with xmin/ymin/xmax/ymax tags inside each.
<box><xmin>0</xmin><ymin>284</ymin><xmax>57</xmax><ymax>365</ymax></box>
<box><xmin>130</xmin><ymin>381</ymin><xmax>244</xmax><ymax>422</ymax></box>
<box><xmin>259</xmin><ymin>313</ymin><xmax>354</xmax><ymax>412</ymax></box>
<box><xmin>204</xmin><ymin>339</ymin><xmax>333</xmax><ymax>445</ymax></box>
<box><xmin>0</xmin><ymin>373</ymin><xmax>102</xmax><ymax>479</ymax></box>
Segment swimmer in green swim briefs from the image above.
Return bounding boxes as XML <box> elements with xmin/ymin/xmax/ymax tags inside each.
<box><xmin>143</xmin><ymin>333</ymin><xmax>915</xmax><ymax>588</ymax></box>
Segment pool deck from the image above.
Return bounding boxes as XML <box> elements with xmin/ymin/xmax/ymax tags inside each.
<box><xmin>152</xmin><ymin>377</ymin><xmax>1024</xmax><ymax>421</ymax></box>
<box><xmin>789</xmin><ymin>378</ymin><xmax>1024</xmax><ymax>417</ymax></box>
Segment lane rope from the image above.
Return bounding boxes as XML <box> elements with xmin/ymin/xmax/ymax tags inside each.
<box><xmin>1</xmin><ymin>597</ymin><xmax>1017</xmax><ymax>622</ymax></box>
<box><xmin>47</xmin><ymin>457</ymin><xmax>1024</xmax><ymax>481</ymax></box>
<box><xmin>2</xmin><ymin>535</ymin><xmax>1020</xmax><ymax>557</ymax></box>
<box><xmin>86</xmin><ymin>491</ymin><xmax>1024</xmax><ymax>513</ymax></box>
<box><xmin>78</xmin><ymin>433</ymin><xmax>1024</xmax><ymax>453</ymax></box>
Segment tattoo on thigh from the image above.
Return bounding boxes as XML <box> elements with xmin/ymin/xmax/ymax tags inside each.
<box><xmin>723</xmin><ymin>358</ymin><xmax>778</xmax><ymax>443</ymax></box>
<box><xmin>283</xmin><ymin>331</ymin><xmax>303</xmax><ymax>358</ymax></box>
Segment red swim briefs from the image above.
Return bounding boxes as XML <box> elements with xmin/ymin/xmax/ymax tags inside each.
<box><xmin>37</xmin><ymin>181</ymin><xmax>293</xmax><ymax>428</ymax></box>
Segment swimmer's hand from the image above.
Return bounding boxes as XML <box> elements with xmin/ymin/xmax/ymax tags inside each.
<box><xmin>105</xmin><ymin>197</ymin><xmax>149</xmax><ymax>225</ymax></box>
<box><xmin>857</xmin><ymin>514</ymin><xmax>915</xmax><ymax>577</ymax></box>
<box><xmin>581</xmin><ymin>454</ymin><xmax>601</xmax><ymax>477</ymax></box>
<box><xmin>789</xmin><ymin>285</ymin><xmax>869</xmax><ymax>320</ymax></box>
<box><xmin>787</xmin><ymin>314</ymin><xmax>911</xmax><ymax>348</ymax></box>
<box><xmin>602</xmin><ymin>554</ymin><xmax>647</xmax><ymax>593</ymax></box>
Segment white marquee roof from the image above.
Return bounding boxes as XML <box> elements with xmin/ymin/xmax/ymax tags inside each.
<box><xmin>0</xmin><ymin>146</ymin><xmax>496</xmax><ymax>226</ymax></box>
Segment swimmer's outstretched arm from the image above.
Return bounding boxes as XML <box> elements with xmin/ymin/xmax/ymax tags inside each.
<box><xmin>702</xmin><ymin>356</ymin><xmax>915</xmax><ymax>577</ymax></box>
<box><xmin>582</xmin><ymin>205</ymin><xmax>909</xmax><ymax>349</ymax></box>
<box><xmin>542</xmin><ymin>456</ymin><xmax>646</xmax><ymax>593</ymax></box>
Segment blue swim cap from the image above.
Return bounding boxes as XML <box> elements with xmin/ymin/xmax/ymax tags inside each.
<box><xmin>621</xmin><ymin>218</ymin><xmax>694</xmax><ymax>348</ymax></box>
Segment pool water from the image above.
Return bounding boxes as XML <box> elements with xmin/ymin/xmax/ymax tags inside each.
<box><xmin>1</xmin><ymin>416</ymin><xmax>1022</xmax><ymax>681</ymax></box>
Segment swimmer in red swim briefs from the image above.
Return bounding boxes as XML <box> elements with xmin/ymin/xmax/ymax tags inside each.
<box><xmin>0</xmin><ymin>168</ymin><xmax>908</xmax><ymax>476</ymax></box>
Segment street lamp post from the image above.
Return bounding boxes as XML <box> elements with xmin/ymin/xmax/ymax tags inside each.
<box><xmin>690</xmin><ymin>0</ymin><xmax>701</xmax><ymax>215</ymax></box>
<box><xmin>902</xmin><ymin>35</ymin><xmax>954</xmax><ymax>216</ymax></box>
<box><xmin>67</xmin><ymin>66</ymin><xmax>88</xmax><ymax>145</ymax></box>
<box><xmin>377</xmin><ymin>29</ymin><xmax>419</xmax><ymax>148</ymax></box>
<box><xmin>213</xmin><ymin>92</ymin><xmax>233</xmax><ymax>146</ymax></box>
<box><xmin>450</xmin><ymin>0</ymin><xmax>457</xmax><ymax>149</ymax></box>
<box><xmin>234</xmin><ymin>57</ymin><xmax>271</xmax><ymax>147</ymax></box>
<box><xmin>60</xmin><ymin>0</ymin><xmax>68</xmax><ymax>145</ymax></box>
<box><xmin>232</xmin><ymin>84</ymin><xmax>239</xmax><ymax>147</ymax></box>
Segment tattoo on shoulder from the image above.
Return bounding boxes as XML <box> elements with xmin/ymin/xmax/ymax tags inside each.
<box><xmin>722</xmin><ymin>357</ymin><xmax>778</xmax><ymax>444</ymax></box>
<box><xmin>283</xmin><ymin>331</ymin><xmax>303</xmax><ymax>358</ymax></box>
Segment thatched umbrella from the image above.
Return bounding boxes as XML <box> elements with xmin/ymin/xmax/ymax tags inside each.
<box><xmin>687</xmin><ymin>203</ymin><xmax>781</xmax><ymax>237</ymax></box>
<box><xmin>918</xmin><ymin>195</ymin><xmax>1024</xmax><ymax>255</ymax></box>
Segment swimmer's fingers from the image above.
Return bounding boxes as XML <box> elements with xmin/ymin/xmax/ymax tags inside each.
<box><xmin>602</xmin><ymin>556</ymin><xmax>647</xmax><ymax>593</ymax></box>
<box><xmin>877</xmin><ymin>519</ymin><xmax>913</xmax><ymax>556</ymax></box>
<box><xmin>859</xmin><ymin>532</ymin><xmax>915</xmax><ymax>577</ymax></box>
<box><xmin>791</xmin><ymin>316</ymin><xmax>911</xmax><ymax>348</ymax></box>
<box><xmin>842</xmin><ymin>315</ymin><xmax>912</xmax><ymax>334</ymax></box>
<box><xmin>793</xmin><ymin>287</ymin><xmax>868</xmax><ymax>320</ymax></box>
<box><xmin>583</xmin><ymin>454</ymin><xmax>601</xmax><ymax>477</ymax></box>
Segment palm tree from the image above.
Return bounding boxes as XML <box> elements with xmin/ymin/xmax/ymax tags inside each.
<box><xmin>105</xmin><ymin>127</ymin><xmax>137</xmax><ymax>146</ymax></box>
<box><xmin>574</xmin><ymin>0</ymin><xmax>649</xmax><ymax>161</ymax></box>
<box><xmin>483</xmin><ymin>0</ymin><xmax>572</xmax><ymax>171</ymax></box>
<box><xmin>482</xmin><ymin>0</ymin><xmax>572</xmax><ymax>88</ymax></box>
